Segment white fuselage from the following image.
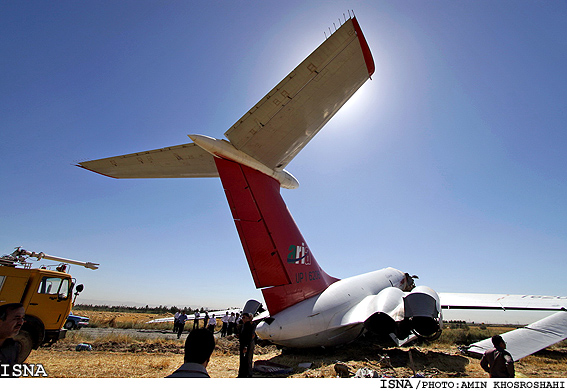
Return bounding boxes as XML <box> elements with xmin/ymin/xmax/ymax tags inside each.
<box><xmin>256</xmin><ymin>267</ymin><xmax>407</xmax><ymax>347</ymax></box>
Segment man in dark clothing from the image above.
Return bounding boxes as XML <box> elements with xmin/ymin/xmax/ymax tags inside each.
<box><xmin>480</xmin><ymin>335</ymin><xmax>515</xmax><ymax>378</ymax></box>
<box><xmin>238</xmin><ymin>313</ymin><xmax>256</xmax><ymax>378</ymax></box>
<box><xmin>203</xmin><ymin>312</ymin><xmax>209</xmax><ymax>330</ymax></box>
<box><xmin>193</xmin><ymin>311</ymin><xmax>200</xmax><ymax>330</ymax></box>
<box><xmin>167</xmin><ymin>328</ymin><xmax>215</xmax><ymax>378</ymax></box>
<box><xmin>176</xmin><ymin>311</ymin><xmax>188</xmax><ymax>339</ymax></box>
<box><xmin>173</xmin><ymin>311</ymin><xmax>181</xmax><ymax>334</ymax></box>
<box><xmin>0</xmin><ymin>303</ymin><xmax>26</xmax><ymax>375</ymax></box>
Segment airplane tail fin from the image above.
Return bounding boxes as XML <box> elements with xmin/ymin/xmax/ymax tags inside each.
<box><xmin>79</xmin><ymin>16</ymin><xmax>373</xmax><ymax>316</ymax></box>
<box><xmin>215</xmin><ymin>157</ymin><xmax>338</xmax><ymax>315</ymax></box>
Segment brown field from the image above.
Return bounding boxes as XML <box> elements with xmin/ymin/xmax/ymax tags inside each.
<box><xmin>25</xmin><ymin>311</ymin><xmax>567</xmax><ymax>378</ymax></box>
<box><xmin>74</xmin><ymin>310</ymin><xmax>175</xmax><ymax>329</ymax></box>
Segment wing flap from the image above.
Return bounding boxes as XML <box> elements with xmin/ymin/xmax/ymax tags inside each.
<box><xmin>224</xmin><ymin>17</ymin><xmax>374</xmax><ymax>170</ymax></box>
<box><xmin>78</xmin><ymin>143</ymin><xmax>218</xmax><ymax>179</ymax></box>
<box><xmin>462</xmin><ymin>311</ymin><xmax>567</xmax><ymax>361</ymax></box>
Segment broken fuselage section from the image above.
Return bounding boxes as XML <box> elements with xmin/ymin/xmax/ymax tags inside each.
<box><xmin>256</xmin><ymin>267</ymin><xmax>442</xmax><ymax>348</ymax></box>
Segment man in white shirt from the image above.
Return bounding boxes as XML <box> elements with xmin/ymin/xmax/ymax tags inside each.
<box><xmin>207</xmin><ymin>315</ymin><xmax>216</xmax><ymax>333</ymax></box>
<box><xmin>227</xmin><ymin>312</ymin><xmax>236</xmax><ymax>335</ymax></box>
<box><xmin>221</xmin><ymin>312</ymin><xmax>229</xmax><ymax>337</ymax></box>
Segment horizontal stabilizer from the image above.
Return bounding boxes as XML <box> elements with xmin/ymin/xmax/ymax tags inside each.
<box><xmin>78</xmin><ymin>143</ymin><xmax>218</xmax><ymax>179</ymax></box>
<box><xmin>462</xmin><ymin>311</ymin><xmax>567</xmax><ymax>361</ymax></box>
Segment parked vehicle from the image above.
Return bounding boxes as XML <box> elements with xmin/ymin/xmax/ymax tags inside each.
<box><xmin>65</xmin><ymin>312</ymin><xmax>89</xmax><ymax>330</ymax></box>
<box><xmin>0</xmin><ymin>247</ymin><xmax>98</xmax><ymax>362</ymax></box>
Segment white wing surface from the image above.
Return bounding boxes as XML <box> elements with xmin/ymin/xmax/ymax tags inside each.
<box><xmin>224</xmin><ymin>18</ymin><xmax>374</xmax><ymax>170</ymax></box>
<box><xmin>78</xmin><ymin>143</ymin><xmax>218</xmax><ymax>179</ymax></box>
<box><xmin>147</xmin><ymin>309</ymin><xmax>241</xmax><ymax>324</ymax></box>
<box><xmin>462</xmin><ymin>311</ymin><xmax>567</xmax><ymax>361</ymax></box>
<box><xmin>78</xmin><ymin>18</ymin><xmax>373</xmax><ymax>180</ymax></box>
<box><xmin>440</xmin><ymin>293</ymin><xmax>567</xmax><ymax>312</ymax></box>
<box><xmin>441</xmin><ymin>293</ymin><xmax>567</xmax><ymax>360</ymax></box>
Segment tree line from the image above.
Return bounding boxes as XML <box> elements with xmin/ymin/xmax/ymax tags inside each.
<box><xmin>74</xmin><ymin>304</ymin><xmax>213</xmax><ymax>314</ymax></box>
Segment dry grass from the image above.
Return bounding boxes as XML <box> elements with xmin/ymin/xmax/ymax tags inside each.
<box><xmin>74</xmin><ymin>310</ymin><xmax>224</xmax><ymax>331</ymax></box>
<box><xmin>25</xmin><ymin>312</ymin><xmax>567</xmax><ymax>378</ymax></box>
<box><xmin>27</xmin><ymin>333</ymin><xmax>278</xmax><ymax>378</ymax></box>
<box><xmin>74</xmin><ymin>310</ymin><xmax>174</xmax><ymax>330</ymax></box>
<box><xmin>435</xmin><ymin>325</ymin><xmax>516</xmax><ymax>348</ymax></box>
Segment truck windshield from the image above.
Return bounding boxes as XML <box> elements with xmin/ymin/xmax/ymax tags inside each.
<box><xmin>37</xmin><ymin>277</ymin><xmax>70</xmax><ymax>299</ymax></box>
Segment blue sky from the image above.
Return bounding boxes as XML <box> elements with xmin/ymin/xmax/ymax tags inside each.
<box><xmin>2</xmin><ymin>1</ymin><xmax>566</xmax><ymax>316</ymax></box>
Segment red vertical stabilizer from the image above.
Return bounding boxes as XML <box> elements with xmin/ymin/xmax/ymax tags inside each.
<box><xmin>215</xmin><ymin>157</ymin><xmax>338</xmax><ymax>315</ymax></box>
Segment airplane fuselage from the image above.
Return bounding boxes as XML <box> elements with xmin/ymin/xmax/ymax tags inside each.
<box><xmin>256</xmin><ymin>267</ymin><xmax>409</xmax><ymax>347</ymax></box>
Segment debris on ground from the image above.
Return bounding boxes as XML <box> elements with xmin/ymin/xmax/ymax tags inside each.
<box><xmin>334</xmin><ymin>362</ymin><xmax>353</xmax><ymax>378</ymax></box>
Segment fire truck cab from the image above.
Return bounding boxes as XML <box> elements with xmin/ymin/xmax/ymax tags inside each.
<box><xmin>0</xmin><ymin>248</ymin><xmax>98</xmax><ymax>362</ymax></box>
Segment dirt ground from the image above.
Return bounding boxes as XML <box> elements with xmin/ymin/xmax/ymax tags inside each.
<box><xmin>27</xmin><ymin>329</ymin><xmax>567</xmax><ymax>378</ymax></box>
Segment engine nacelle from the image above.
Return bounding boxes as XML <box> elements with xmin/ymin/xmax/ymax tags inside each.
<box><xmin>363</xmin><ymin>285</ymin><xmax>442</xmax><ymax>343</ymax></box>
<box><xmin>363</xmin><ymin>287</ymin><xmax>405</xmax><ymax>336</ymax></box>
<box><xmin>403</xmin><ymin>286</ymin><xmax>442</xmax><ymax>340</ymax></box>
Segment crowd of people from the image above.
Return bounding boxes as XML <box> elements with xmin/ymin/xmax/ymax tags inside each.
<box><xmin>173</xmin><ymin>310</ymin><xmax>245</xmax><ymax>338</ymax></box>
<box><xmin>1</xmin><ymin>302</ymin><xmax>517</xmax><ymax>378</ymax></box>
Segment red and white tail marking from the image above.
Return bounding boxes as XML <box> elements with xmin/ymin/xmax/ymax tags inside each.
<box><xmin>215</xmin><ymin>157</ymin><xmax>338</xmax><ymax>314</ymax></box>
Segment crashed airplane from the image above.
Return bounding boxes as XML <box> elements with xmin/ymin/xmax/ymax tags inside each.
<box><xmin>79</xmin><ymin>15</ymin><xmax>567</xmax><ymax>357</ymax></box>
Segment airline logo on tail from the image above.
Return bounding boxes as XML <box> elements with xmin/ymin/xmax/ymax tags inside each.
<box><xmin>287</xmin><ymin>243</ymin><xmax>311</xmax><ymax>265</ymax></box>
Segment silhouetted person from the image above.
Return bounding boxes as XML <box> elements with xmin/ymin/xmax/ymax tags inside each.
<box><xmin>167</xmin><ymin>328</ymin><xmax>215</xmax><ymax>378</ymax></box>
<box><xmin>203</xmin><ymin>312</ymin><xmax>209</xmax><ymax>330</ymax></box>
<box><xmin>176</xmin><ymin>311</ymin><xmax>188</xmax><ymax>339</ymax></box>
<box><xmin>173</xmin><ymin>310</ymin><xmax>181</xmax><ymax>334</ymax></box>
<box><xmin>480</xmin><ymin>335</ymin><xmax>515</xmax><ymax>378</ymax></box>
<box><xmin>237</xmin><ymin>313</ymin><xmax>256</xmax><ymax>378</ymax></box>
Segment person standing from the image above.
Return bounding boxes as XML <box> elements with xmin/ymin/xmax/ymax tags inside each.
<box><xmin>203</xmin><ymin>312</ymin><xmax>209</xmax><ymax>330</ymax></box>
<box><xmin>221</xmin><ymin>312</ymin><xmax>229</xmax><ymax>337</ymax></box>
<box><xmin>176</xmin><ymin>311</ymin><xmax>188</xmax><ymax>339</ymax></box>
<box><xmin>173</xmin><ymin>310</ymin><xmax>181</xmax><ymax>334</ymax></box>
<box><xmin>207</xmin><ymin>315</ymin><xmax>216</xmax><ymax>333</ymax></box>
<box><xmin>193</xmin><ymin>310</ymin><xmax>200</xmax><ymax>330</ymax></box>
<box><xmin>480</xmin><ymin>335</ymin><xmax>515</xmax><ymax>378</ymax></box>
<box><xmin>237</xmin><ymin>313</ymin><xmax>256</xmax><ymax>378</ymax></box>
<box><xmin>227</xmin><ymin>312</ymin><xmax>235</xmax><ymax>336</ymax></box>
<box><xmin>234</xmin><ymin>312</ymin><xmax>241</xmax><ymax>337</ymax></box>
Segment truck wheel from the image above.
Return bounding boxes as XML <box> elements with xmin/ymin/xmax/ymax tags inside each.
<box><xmin>65</xmin><ymin>320</ymin><xmax>74</xmax><ymax>330</ymax></box>
<box><xmin>14</xmin><ymin>330</ymin><xmax>34</xmax><ymax>363</ymax></box>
